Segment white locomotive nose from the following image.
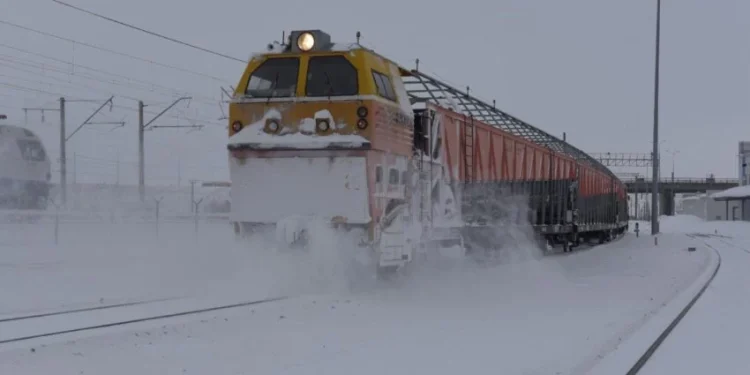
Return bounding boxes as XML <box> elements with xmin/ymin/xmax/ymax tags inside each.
<box><xmin>0</xmin><ymin>124</ymin><xmax>52</xmax><ymax>210</ymax></box>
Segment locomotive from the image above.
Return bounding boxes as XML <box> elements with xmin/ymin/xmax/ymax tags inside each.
<box><xmin>226</xmin><ymin>30</ymin><xmax>628</xmax><ymax>275</ymax></box>
<box><xmin>0</xmin><ymin>123</ymin><xmax>51</xmax><ymax>210</ymax></box>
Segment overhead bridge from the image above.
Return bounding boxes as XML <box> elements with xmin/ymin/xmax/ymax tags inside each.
<box><xmin>623</xmin><ymin>177</ymin><xmax>739</xmax><ymax>216</ymax></box>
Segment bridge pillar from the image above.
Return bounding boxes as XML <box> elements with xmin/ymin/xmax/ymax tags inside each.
<box><xmin>660</xmin><ymin>190</ymin><xmax>675</xmax><ymax>216</ymax></box>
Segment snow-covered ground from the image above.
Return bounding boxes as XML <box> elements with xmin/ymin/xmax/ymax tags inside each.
<box><xmin>631</xmin><ymin>215</ymin><xmax>750</xmax><ymax>375</ymax></box>
<box><xmin>0</xmin><ymin>213</ymin><xmax>718</xmax><ymax>374</ymax></box>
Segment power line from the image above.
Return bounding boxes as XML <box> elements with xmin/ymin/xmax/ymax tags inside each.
<box><xmin>0</xmin><ymin>82</ymin><xmax>72</xmax><ymax>98</ymax></box>
<box><xmin>0</xmin><ymin>68</ymin><xmax>142</xmax><ymax>103</ymax></box>
<box><xmin>52</xmin><ymin>0</ymin><xmax>246</xmax><ymax>63</ymax></box>
<box><xmin>0</xmin><ymin>18</ymin><xmax>230</xmax><ymax>83</ymax></box>
<box><xmin>0</xmin><ymin>57</ymin><xmax>224</xmax><ymax>125</ymax></box>
<box><xmin>0</xmin><ymin>43</ymin><xmax>219</xmax><ymax>103</ymax></box>
<box><xmin>0</xmin><ymin>52</ymin><xmax>218</xmax><ymax>105</ymax></box>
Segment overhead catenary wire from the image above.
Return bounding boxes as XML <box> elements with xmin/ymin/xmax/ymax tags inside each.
<box><xmin>0</xmin><ymin>51</ymin><xmax>226</xmax><ymax>125</ymax></box>
<box><xmin>0</xmin><ymin>82</ymin><xmax>72</xmax><ymax>98</ymax></box>
<box><xmin>52</xmin><ymin>0</ymin><xmax>247</xmax><ymax>64</ymax></box>
<box><xmin>0</xmin><ymin>68</ymin><xmax>143</xmax><ymax>103</ymax></box>
<box><xmin>0</xmin><ymin>37</ymin><xmax>227</xmax><ymax>125</ymax></box>
<box><xmin>0</xmin><ymin>43</ymin><xmax>220</xmax><ymax>104</ymax></box>
<box><xmin>0</xmin><ymin>12</ymin><xmax>246</xmax><ymax>127</ymax></box>
<box><xmin>0</xmin><ymin>52</ymin><xmax>219</xmax><ymax>105</ymax></box>
<box><xmin>0</xmin><ymin>18</ymin><xmax>231</xmax><ymax>83</ymax></box>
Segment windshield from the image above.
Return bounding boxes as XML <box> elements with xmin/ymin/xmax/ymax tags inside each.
<box><xmin>245</xmin><ymin>57</ymin><xmax>299</xmax><ymax>98</ymax></box>
<box><xmin>305</xmin><ymin>55</ymin><xmax>358</xmax><ymax>97</ymax></box>
<box><xmin>16</xmin><ymin>139</ymin><xmax>46</xmax><ymax>161</ymax></box>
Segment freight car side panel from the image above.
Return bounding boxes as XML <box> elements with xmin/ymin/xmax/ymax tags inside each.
<box><xmin>442</xmin><ymin>112</ymin><xmax>461</xmax><ymax>181</ymax></box>
<box><xmin>491</xmin><ymin>133</ymin><xmax>503</xmax><ymax>181</ymax></box>
<box><xmin>425</xmin><ymin>102</ymin><xmax>628</xmax><ymax>236</ymax></box>
<box><xmin>476</xmin><ymin>126</ymin><xmax>491</xmax><ymax>181</ymax></box>
<box><xmin>518</xmin><ymin>143</ymin><xmax>527</xmax><ymax>179</ymax></box>
<box><xmin>534</xmin><ymin>148</ymin><xmax>544</xmax><ymax>180</ymax></box>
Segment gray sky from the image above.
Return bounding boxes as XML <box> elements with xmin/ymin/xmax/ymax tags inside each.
<box><xmin>0</xmin><ymin>0</ymin><xmax>747</xmax><ymax>185</ymax></box>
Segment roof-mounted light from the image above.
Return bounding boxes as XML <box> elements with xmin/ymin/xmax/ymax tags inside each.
<box><xmin>288</xmin><ymin>30</ymin><xmax>332</xmax><ymax>53</ymax></box>
<box><xmin>297</xmin><ymin>32</ymin><xmax>315</xmax><ymax>52</ymax></box>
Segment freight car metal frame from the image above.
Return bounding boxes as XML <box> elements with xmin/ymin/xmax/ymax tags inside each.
<box><xmin>402</xmin><ymin>69</ymin><xmax>629</xmax><ymax>252</ymax></box>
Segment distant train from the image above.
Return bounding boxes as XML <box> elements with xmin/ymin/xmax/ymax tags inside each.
<box><xmin>0</xmin><ymin>124</ymin><xmax>51</xmax><ymax>210</ymax></box>
<box><xmin>226</xmin><ymin>30</ymin><xmax>628</xmax><ymax>276</ymax></box>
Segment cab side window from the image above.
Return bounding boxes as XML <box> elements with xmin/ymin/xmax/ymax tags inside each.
<box><xmin>245</xmin><ymin>57</ymin><xmax>299</xmax><ymax>98</ymax></box>
<box><xmin>372</xmin><ymin>71</ymin><xmax>396</xmax><ymax>101</ymax></box>
<box><xmin>306</xmin><ymin>56</ymin><xmax>358</xmax><ymax>96</ymax></box>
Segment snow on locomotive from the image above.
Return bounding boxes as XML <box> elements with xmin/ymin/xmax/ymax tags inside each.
<box><xmin>226</xmin><ymin>30</ymin><xmax>628</xmax><ymax>275</ymax></box>
<box><xmin>0</xmin><ymin>124</ymin><xmax>51</xmax><ymax>210</ymax></box>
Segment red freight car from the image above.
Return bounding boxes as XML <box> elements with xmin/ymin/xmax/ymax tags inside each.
<box><xmin>404</xmin><ymin>70</ymin><xmax>628</xmax><ymax>253</ymax></box>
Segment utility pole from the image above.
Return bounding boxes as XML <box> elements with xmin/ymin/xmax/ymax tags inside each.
<box><xmin>139</xmin><ymin>100</ymin><xmax>145</xmax><ymax>201</ymax></box>
<box><xmin>59</xmin><ymin>97</ymin><xmax>66</xmax><ymax>205</ymax></box>
<box><xmin>190</xmin><ymin>179</ymin><xmax>199</xmax><ymax>213</ymax></box>
<box><xmin>651</xmin><ymin>0</ymin><xmax>662</xmax><ymax>235</ymax></box>
<box><xmin>73</xmin><ymin>152</ymin><xmax>77</xmax><ymax>185</ymax></box>
<box><xmin>138</xmin><ymin>96</ymin><xmax>197</xmax><ymax>202</ymax></box>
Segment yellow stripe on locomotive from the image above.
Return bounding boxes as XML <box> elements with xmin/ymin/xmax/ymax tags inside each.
<box><xmin>228</xmin><ymin>29</ymin><xmax>413</xmax><ymax>154</ymax></box>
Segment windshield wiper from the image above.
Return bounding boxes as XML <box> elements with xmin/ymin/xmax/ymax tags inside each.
<box><xmin>266</xmin><ymin>72</ymin><xmax>280</xmax><ymax>103</ymax></box>
<box><xmin>324</xmin><ymin>72</ymin><xmax>335</xmax><ymax>100</ymax></box>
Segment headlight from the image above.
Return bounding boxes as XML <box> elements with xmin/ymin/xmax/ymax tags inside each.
<box><xmin>316</xmin><ymin>119</ymin><xmax>330</xmax><ymax>132</ymax></box>
<box><xmin>266</xmin><ymin>120</ymin><xmax>280</xmax><ymax>133</ymax></box>
<box><xmin>297</xmin><ymin>32</ymin><xmax>315</xmax><ymax>52</ymax></box>
<box><xmin>357</xmin><ymin>118</ymin><xmax>368</xmax><ymax>129</ymax></box>
<box><xmin>231</xmin><ymin>121</ymin><xmax>243</xmax><ymax>132</ymax></box>
<box><xmin>356</xmin><ymin>106</ymin><xmax>368</xmax><ymax>118</ymax></box>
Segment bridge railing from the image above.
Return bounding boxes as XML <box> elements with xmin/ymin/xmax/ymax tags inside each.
<box><xmin>620</xmin><ymin>177</ymin><xmax>739</xmax><ymax>184</ymax></box>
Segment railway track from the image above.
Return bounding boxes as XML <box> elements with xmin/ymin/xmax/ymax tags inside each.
<box><xmin>0</xmin><ymin>296</ymin><xmax>179</xmax><ymax>323</ymax></box>
<box><xmin>0</xmin><ymin>296</ymin><xmax>288</xmax><ymax>346</ymax></box>
<box><xmin>625</xmin><ymin>234</ymin><xmax>722</xmax><ymax>374</ymax></box>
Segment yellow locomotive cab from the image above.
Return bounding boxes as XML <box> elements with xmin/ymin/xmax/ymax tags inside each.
<box><xmin>227</xmin><ymin>30</ymin><xmax>415</xmax><ymax>270</ymax></box>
